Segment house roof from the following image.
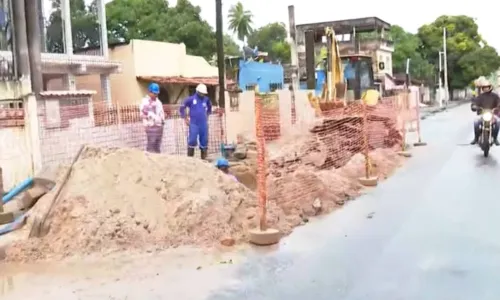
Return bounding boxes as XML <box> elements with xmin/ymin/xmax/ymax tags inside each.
<box><xmin>73</xmin><ymin>41</ymin><xmax>130</xmax><ymax>54</ymax></box>
<box><xmin>0</xmin><ymin>51</ymin><xmax>121</xmax><ymax>73</ymax></box>
<box><xmin>297</xmin><ymin>17</ymin><xmax>391</xmax><ymax>34</ymax></box>
<box><xmin>182</xmin><ymin>55</ymin><xmax>219</xmax><ymax>78</ymax></box>
<box><xmin>138</xmin><ymin>76</ymin><xmax>234</xmax><ymax>86</ymax></box>
<box><xmin>39</xmin><ymin>90</ymin><xmax>97</xmax><ymax>98</ymax></box>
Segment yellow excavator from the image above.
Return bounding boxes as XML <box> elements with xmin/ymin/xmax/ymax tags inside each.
<box><xmin>310</xmin><ymin>27</ymin><xmax>380</xmax><ymax>107</ymax></box>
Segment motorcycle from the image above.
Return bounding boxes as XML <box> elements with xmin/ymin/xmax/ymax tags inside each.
<box><xmin>473</xmin><ymin>105</ymin><xmax>498</xmax><ymax>157</ymax></box>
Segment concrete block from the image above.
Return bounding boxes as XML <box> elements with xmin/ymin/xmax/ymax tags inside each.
<box><xmin>248</xmin><ymin>228</ymin><xmax>281</xmax><ymax>246</ymax></box>
<box><xmin>397</xmin><ymin>151</ymin><xmax>412</xmax><ymax>157</ymax></box>
<box><xmin>0</xmin><ymin>212</ymin><xmax>14</xmax><ymax>225</ymax></box>
<box><xmin>18</xmin><ymin>185</ymin><xmax>48</xmax><ymax>210</ymax></box>
<box><xmin>359</xmin><ymin>176</ymin><xmax>378</xmax><ymax>187</ymax></box>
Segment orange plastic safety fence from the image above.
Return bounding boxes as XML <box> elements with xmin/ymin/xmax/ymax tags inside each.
<box><xmin>36</xmin><ymin>98</ymin><xmax>226</xmax><ymax>170</ymax></box>
<box><xmin>253</xmin><ymin>95</ymin><xmax>403</xmax><ymax>227</ymax></box>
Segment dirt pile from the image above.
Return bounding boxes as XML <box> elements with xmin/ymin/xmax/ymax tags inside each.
<box><xmin>234</xmin><ymin>113</ymin><xmax>404</xmax><ymax>224</ymax></box>
<box><xmin>6</xmin><ymin>147</ymin><xmax>291</xmax><ymax>262</ymax></box>
<box><xmin>266</xmin><ymin>146</ymin><xmax>403</xmax><ymax>224</ymax></box>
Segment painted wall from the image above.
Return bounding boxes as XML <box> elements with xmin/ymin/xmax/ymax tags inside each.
<box><xmin>238</xmin><ymin>61</ymin><xmax>284</xmax><ymax>92</ymax></box>
<box><xmin>75</xmin><ymin>40</ymin><xmax>218</xmax><ymax>105</ymax></box>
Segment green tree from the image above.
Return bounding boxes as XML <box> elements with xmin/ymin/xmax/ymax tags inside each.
<box><xmin>247</xmin><ymin>22</ymin><xmax>291</xmax><ymax>63</ymax></box>
<box><xmin>106</xmin><ymin>0</ymin><xmax>216</xmax><ymax>59</ymax></box>
<box><xmin>224</xmin><ymin>35</ymin><xmax>240</xmax><ymax>56</ymax></box>
<box><xmin>458</xmin><ymin>45</ymin><xmax>500</xmax><ymax>86</ymax></box>
<box><xmin>391</xmin><ymin>25</ymin><xmax>434</xmax><ymax>82</ymax></box>
<box><xmin>228</xmin><ymin>2</ymin><xmax>253</xmax><ymax>43</ymax></box>
<box><xmin>417</xmin><ymin>15</ymin><xmax>500</xmax><ymax>89</ymax></box>
<box><xmin>46</xmin><ymin>0</ymin><xmax>99</xmax><ymax>53</ymax></box>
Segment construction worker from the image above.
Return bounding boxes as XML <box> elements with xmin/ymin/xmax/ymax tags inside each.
<box><xmin>215</xmin><ymin>157</ymin><xmax>238</xmax><ymax>181</ymax></box>
<box><xmin>179</xmin><ymin>83</ymin><xmax>212</xmax><ymax>159</ymax></box>
<box><xmin>140</xmin><ymin>83</ymin><xmax>165</xmax><ymax>153</ymax></box>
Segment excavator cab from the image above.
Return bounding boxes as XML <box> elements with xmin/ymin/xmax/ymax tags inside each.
<box><xmin>340</xmin><ymin>54</ymin><xmax>376</xmax><ymax>100</ymax></box>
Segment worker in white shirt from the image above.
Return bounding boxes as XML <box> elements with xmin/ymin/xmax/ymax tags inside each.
<box><xmin>140</xmin><ymin>83</ymin><xmax>165</xmax><ymax>153</ymax></box>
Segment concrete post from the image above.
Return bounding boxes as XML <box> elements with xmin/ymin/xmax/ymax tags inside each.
<box><xmin>61</xmin><ymin>0</ymin><xmax>75</xmax><ymax>89</ymax></box>
<box><xmin>97</xmin><ymin>0</ymin><xmax>111</xmax><ymax>104</ymax></box>
<box><xmin>12</xmin><ymin>0</ymin><xmax>30</xmax><ymax>78</ymax></box>
<box><xmin>25</xmin><ymin>89</ymin><xmax>43</xmax><ymax>175</ymax></box>
<box><xmin>25</xmin><ymin>0</ymin><xmax>43</xmax><ymax>94</ymax></box>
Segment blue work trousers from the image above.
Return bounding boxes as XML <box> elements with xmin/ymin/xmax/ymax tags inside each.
<box><xmin>188</xmin><ymin>123</ymin><xmax>208</xmax><ymax>149</ymax></box>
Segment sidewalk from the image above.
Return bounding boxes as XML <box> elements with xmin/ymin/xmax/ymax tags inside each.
<box><xmin>420</xmin><ymin>99</ymin><xmax>469</xmax><ymax>120</ymax></box>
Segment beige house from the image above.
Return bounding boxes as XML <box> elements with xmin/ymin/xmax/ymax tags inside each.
<box><xmin>75</xmin><ymin>39</ymin><xmax>221</xmax><ymax>105</ymax></box>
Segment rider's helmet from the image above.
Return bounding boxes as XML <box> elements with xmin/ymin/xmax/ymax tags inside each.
<box><xmin>196</xmin><ymin>83</ymin><xmax>208</xmax><ymax>95</ymax></box>
<box><xmin>215</xmin><ymin>157</ymin><xmax>229</xmax><ymax>168</ymax></box>
<box><xmin>476</xmin><ymin>77</ymin><xmax>493</xmax><ymax>93</ymax></box>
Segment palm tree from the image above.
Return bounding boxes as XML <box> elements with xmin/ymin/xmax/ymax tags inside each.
<box><xmin>228</xmin><ymin>2</ymin><xmax>253</xmax><ymax>44</ymax></box>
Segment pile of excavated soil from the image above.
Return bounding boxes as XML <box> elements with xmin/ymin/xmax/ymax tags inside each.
<box><xmin>266</xmin><ymin>147</ymin><xmax>404</xmax><ymax>224</ymax></box>
<box><xmin>5</xmin><ymin>147</ymin><xmax>291</xmax><ymax>262</ymax></box>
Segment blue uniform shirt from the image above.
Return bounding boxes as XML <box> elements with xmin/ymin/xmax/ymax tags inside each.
<box><xmin>179</xmin><ymin>93</ymin><xmax>212</xmax><ymax>125</ymax></box>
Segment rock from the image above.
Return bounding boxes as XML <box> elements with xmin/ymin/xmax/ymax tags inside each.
<box><xmin>220</xmin><ymin>238</ymin><xmax>236</xmax><ymax>247</ymax></box>
<box><xmin>312</xmin><ymin>198</ymin><xmax>322</xmax><ymax>215</ymax></box>
<box><xmin>233</xmin><ymin>144</ymin><xmax>248</xmax><ymax>160</ymax></box>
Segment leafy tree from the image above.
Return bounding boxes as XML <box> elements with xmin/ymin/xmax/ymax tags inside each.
<box><xmin>106</xmin><ymin>0</ymin><xmax>216</xmax><ymax>59</ymax></box>
<box><xmin>417</xmin><ymin>15</ymin><xmax>500</xmax><ymax>89</ymax></box>
<box><xmin>391</xmin><ymin>25</ymin><xmax>434</xmax><ymax>82</ymax></box>
<box><xmin>247</xmin><ymin>22</ymin><xmax>291</xmax><ymax>63</ymax></box>
<box><xmin>458</xmin><ymin>45</ymin><xmax>500</xmax><ymax>86</ymax></box>
<box><xmin>228</xmin><ymin>2</ymin><xmax>253</xmax><ymax>43</ymax></box>
<box><xmin>224</xmin><ymin>35</ymin><xmax>240</xmax><ymax>56</ymax></box>
<box><xmin>46</xmin><ymin>0</ymin><xmax>99</xmax><ymax>53</ymax></box>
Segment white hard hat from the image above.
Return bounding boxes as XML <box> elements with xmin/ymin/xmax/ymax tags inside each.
<box><xmin>196</xmin><ymin>83</ymin><xmax>208</xmax><ymax>94</ymax></box>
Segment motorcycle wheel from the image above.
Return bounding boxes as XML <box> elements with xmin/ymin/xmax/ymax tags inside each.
<box><xmin>484</xmin><ymin>146</ymin><xmax>490</xmax><ymax>157</ymax></box>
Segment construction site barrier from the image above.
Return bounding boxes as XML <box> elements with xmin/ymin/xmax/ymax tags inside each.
<box><xmin>394</xmin><ymin>89</ymin><xmax>424</xmax><ymax>150</ymax></box>
<box><xmin>253</xmin><ymin>94</ymin><xmax>403</xmax><ymax>229</ymax></box>
<box><xmin>34</xmin><ymin>99</ymin><xmax>225</xmax><ymax>171</ymax></box>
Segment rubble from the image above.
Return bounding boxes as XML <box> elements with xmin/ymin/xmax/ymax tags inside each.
<box><xmin>4</xmin><ymin>105</ymin><xmax>404</xmax><ymax>262</ymax></box>
<box><xmin>5</xmin><ymin>147</ymin><xmax>292</xmax><ymax>262</ymax></box>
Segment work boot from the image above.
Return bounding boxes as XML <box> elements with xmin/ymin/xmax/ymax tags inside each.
<box><xmin>187</xmin><ymin>148</ymin><xmax>195</xmax><ymax>157</ymax></box>
<box><xmin>200</xmin><ymin>148</ymin><xmax>208</xmax><ymax>160</ymax></box>
<box><xmin>471</xmin><ymin>128</ymin><xmax>480</xmax><ymax>145</ymax></box>
<box><xmin>493</xmin><ymin>128</ymin><xmax>500</xmax><ymax>146</ymax></box>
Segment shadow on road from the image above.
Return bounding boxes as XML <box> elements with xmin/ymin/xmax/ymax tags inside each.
<box><xmin>474</xmin><ymin>153</ymin><xmax>498</xmax><ymax>167</ymax></box>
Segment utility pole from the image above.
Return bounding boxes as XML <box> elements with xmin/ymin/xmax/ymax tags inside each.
<box><xmin>61</xmin><ymin>0</ymin><xmax>75</xmax><ymax>89</ymax></box>
<box><xmin>438</xmin><ymin>51</ymin><xmax>443</xmax><ymax>108</ymax></box>
<box><xmin>443</xmin><ymin>27</ymin><xmax>449</xmax><ymax>106</ymax></box>
<box><xmin>12</xmin><ymin>0</ymin><xmax>30</xmax><ymax>78</ymax></box>
<box><xmin>38</xmin><ymin>0</ymin><xmax>45</xmax><ymax>52</ymax></box>
<box><xmin>25</xmin><ymin>0</ymin><xmax>43</xmax><ymax>94</ymax></box>
<box><xmin>215</xmin><ymin>0</ymin><xmax>225</xmax><ymax>109</ymax></box>
<box><xmin>287</xmin><ymin>5</ymin><xmax>299</xmax><ymax>91</ymax></box>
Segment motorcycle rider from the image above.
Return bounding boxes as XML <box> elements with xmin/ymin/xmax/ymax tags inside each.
<box><xmin>470</xmin><ymin>78</ymin><xmax>500</xmax><ymax>145</ymax></box>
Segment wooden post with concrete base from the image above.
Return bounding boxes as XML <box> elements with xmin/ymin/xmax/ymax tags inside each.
<box><xmin>413</xmin><ymin>90</ymin><xmax>427</xmax><ymax>147</ymax></box>
<box><xmin>358</xmin><ymin>102</ymin><xmax>378</xmax><ymax>187</ymax></box>
<box><xmin>248</xmin><ymin>95</ymin><xmax>281</xmax><ymax>246</ymax></box>
<box><xmin>397</xmin><ymin>90</ymin><xmax>413</xmax><ymax>157</ymax></box>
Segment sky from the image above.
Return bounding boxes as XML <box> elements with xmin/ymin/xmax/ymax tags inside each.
<box><xmin>179</xmin><ymin>0</ymin><xmax>500</xmax><ymax>51</ymax></box>
<box><xmin>48</xmin><ymin>0</ymin><xmax>500</xmax><ymax>51</ymax></box>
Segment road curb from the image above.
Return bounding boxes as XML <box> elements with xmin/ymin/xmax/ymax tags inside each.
<box><xmin>420</xmin><ymin>100</ymin><xmax>468</xmax><ymax>120</ymax></box>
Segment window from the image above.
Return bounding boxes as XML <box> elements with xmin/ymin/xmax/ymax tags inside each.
<box><xmin>359</xmin><ymin>59</ymin><xmax>372</xmax><ymax>90</ymax></box>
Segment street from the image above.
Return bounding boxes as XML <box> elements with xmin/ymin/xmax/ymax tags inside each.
<box><xmin>4</xmin><ymin>102</ymin><xmax>500</xmax><ymax>300</ymax></box>
<box><xmin>206</xmin><ymin>102</ymin><xmax>500</xmax><ymax>300</ymax></box>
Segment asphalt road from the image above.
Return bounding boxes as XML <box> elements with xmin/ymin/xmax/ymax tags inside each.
<box><xmin>207</xmin><ymin>103</ymin><xmax>500</xmax><ymax>300</ymax></box>
<box><xmin>4</xmin><ymin>101</ymin><xmax>497</xmax><ymax>300</ymax></box>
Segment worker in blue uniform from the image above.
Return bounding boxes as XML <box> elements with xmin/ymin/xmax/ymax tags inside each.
<box><xmin>179</xmin><ymin>83</ymin><xmax>212</xmax><ymax>159</ymax></box>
